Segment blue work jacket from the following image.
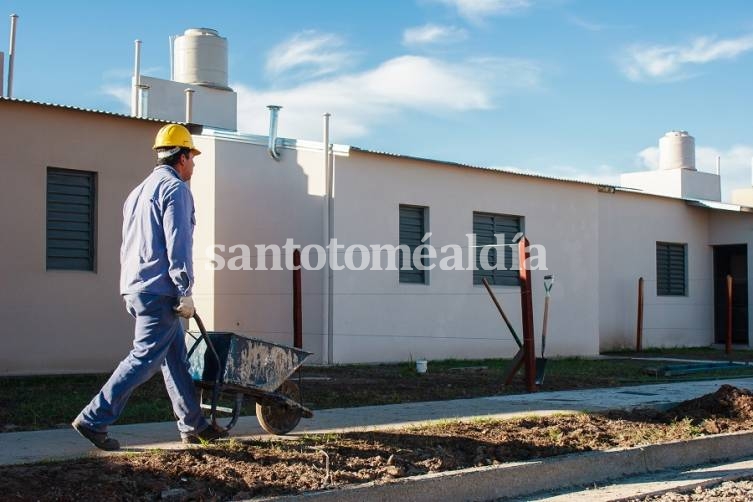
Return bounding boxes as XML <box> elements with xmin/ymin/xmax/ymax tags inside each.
<box><xmin>120</xmin><ymin>165</ymin><xmax>195</xmax><ymax>297</ymax></box>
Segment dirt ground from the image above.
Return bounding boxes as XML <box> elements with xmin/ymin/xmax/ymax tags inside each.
<box><xmin>3</xmin><ymin>384</ymin><xmax>753</xmax><ymax>501</ymax></box>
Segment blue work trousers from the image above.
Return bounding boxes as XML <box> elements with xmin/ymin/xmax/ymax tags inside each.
<box><xmin>77</xmin><ymin>293</ymin><xmax>206</xmax><ymax>434</ymax></box>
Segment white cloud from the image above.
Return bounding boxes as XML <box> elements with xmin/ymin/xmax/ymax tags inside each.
<box><xmin>620</xmin><ymin>33</ymin><xmax>753</xmax><ymax>82</ymax></box>
<box><xmin>100</xmin><ymin>84</ymin><xmax>131</xmax><ymax>112</ymax></box>
<box><xmin>566</xmin><ymin>14</ymin><xmax>606</xmax><ymax>32</ymax></box>
<box><xmin>635</xmin><ymin>143</ymin><xmax>753</xmax><ymax>201</ymax></box>
<box><xmin>266</xmin><ymin>31</ymin><xmax>353</xmax><ymax>80</ymax></box>
<box><xmin>402</xmin><ymin>24</ymin><xmax>468</xmax><ymax>46</ymax></box>
<box><xmin>236</xmin><ymin>55</ymin><xmax>541</xmax><ymax>141</ymax></box>
<box><xmin>430</xmin><ymin>0</ymin><xmax>532</xmax><ymax>22</ymax></box>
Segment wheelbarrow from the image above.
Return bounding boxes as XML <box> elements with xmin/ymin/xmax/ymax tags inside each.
<box><xmin>185</xmin><ymin>313</ymin><xmax>314</xmax><ymax>435</ymax></box>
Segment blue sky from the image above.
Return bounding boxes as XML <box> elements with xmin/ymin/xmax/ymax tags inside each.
<box><xmin>3</xmin><ymin>0</ymin><xmax>753</xmax><ymax>200</ymax></box>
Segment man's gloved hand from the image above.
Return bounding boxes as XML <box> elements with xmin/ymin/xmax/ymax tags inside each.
<box><xmin>174</xmin><ymin>296</ymin><xmax>195</xmax><ymax>318</ymax></box>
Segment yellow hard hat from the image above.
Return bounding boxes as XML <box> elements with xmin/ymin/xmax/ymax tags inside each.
<box><xmin>153</xmin><ymin>124</ymin><xmax>201</xmax><ymax>156</ymax></box>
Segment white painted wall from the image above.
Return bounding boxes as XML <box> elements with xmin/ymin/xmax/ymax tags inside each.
<box><xmin>330</xmin><ymin>152</ymin><xmax>601</xmax><ymax>363</ymax></box>
<box><xmin>138</xmin><ymin>76</ymin><xmax>237</xmax><ymax>131</ymax></box>
<box><xmin>191</xmin><ymin>134</ymin><xmax>328</xmax><ymax>362</ymax></box>
<box><xmin>620</xmin><ymin>169</ymin><xmax>721</xmax><ymax>201</ymax></box>
<box><xmin>597</xmin><ymin>192</ymin><xmax>714</xmax><ymax>350</ymax></box>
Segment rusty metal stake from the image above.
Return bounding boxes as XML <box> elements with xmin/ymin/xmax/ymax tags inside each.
<box><xmin>519</xmin><ymin>237</ymin><xmax>537</xmax><ymax>393</ymax></box>
<box><xmin>636</xmin><ymin>277</ymin><xmax>644</xmax><ymax>352</ymax></box>
<box><xmin>727</xmin><ymin>274</ymin><xmax>733</xmax><ymax>355</ymax></box>
<box><xmin>293</xmin><ymin>249</ymin><xmax>302</xmax><ymax>349</ymax></box>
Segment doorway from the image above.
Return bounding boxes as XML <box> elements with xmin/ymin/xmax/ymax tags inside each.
<box><xmin>714</xmin><ymin>244</ymin><xmax>748</xmax><ymax>344</ymax></box>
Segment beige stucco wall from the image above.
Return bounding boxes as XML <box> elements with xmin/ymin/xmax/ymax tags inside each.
<box><xmin>330</xmin><ymin>152</ymin><xmax>601</xmax><ymax>363</ymax></box>
<box><xmin>597</xmin><ymin>192</ymin><xmax>714</xmax><ymax>351</ymax></box>
<box><xmin>191</xmin><ymin>136</ymin><xmax>327</xmax><ymax>362</ymax></box>
<box><xmin>0</xmin><ymin>101</ymin><xmax>162</xmax><ymax>375</ymax></box>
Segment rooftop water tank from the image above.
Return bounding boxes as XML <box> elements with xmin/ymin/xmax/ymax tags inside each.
<box><xmin>173</xmin><ymin>28</ymin><xmax>230</xmax><ymax>90</ymax></box>
<box><xmin>659</xmin><ymin>131</ymin><xmax>696</xmax><ymax>171</ymax></box>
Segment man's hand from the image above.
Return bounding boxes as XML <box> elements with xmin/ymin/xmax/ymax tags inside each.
<box><xmin>174</xmin><ymin>296</ymin><xmax>195</xmax><ymax>318</ymax></box>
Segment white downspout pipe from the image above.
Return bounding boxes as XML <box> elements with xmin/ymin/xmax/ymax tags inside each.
<box><xmin>322</xmin><ymin>113</ymin><xmax>335</xmax><ymax>364</ymax></box>
<box><xmin>322</xmin><ymin>113</ymin><xmax>333</xmax><ymax>364</ymax></box>
<box><xmin>7</xmin><ymin>14</ymin><xmax>18</xmax><ymax>98</ymax></box>
<box><xmin>267</xmin><ymin>105</ymin><xmax>282</xmax><ymax>160</ymax></box>
<box><xmin>131</xmin><ymin>39</ymin><xmax>141</xmax><ymax>116</ymax></box>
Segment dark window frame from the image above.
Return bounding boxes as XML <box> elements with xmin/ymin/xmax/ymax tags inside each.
<box><xmin>399</xmin><ymin>204</ymin><xmax>429</xmax><ymax>285</ymax></box>
<box><xmin>473</xmin><ymin>211</ymin><xmax>523</xmax><ymax>286</ymax></box>
<box><xmin>656</xmin><ymin>241</ymin><xmax>687</xmax><ymax>296</ymax></box>
<box><xmin>46</xmin><ymin>167</ymin><xmax>97</xmax><ymax>272</ymax></box>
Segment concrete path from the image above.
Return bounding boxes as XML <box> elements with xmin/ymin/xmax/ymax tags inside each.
<box><xmin>530</xmin><ymin>456</ymin><xmax>753</xmax><ymax>501</ymax></box>
<box><xmin>2</xmin><ymin>377</ymin><xmax>753</xmax><ymax>466</ymax></box>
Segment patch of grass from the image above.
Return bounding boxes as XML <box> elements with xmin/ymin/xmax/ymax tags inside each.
<box><xmin>3</xmin><ymin>348</ymin><xmax>753</xmax><ymax>432</ymax></box>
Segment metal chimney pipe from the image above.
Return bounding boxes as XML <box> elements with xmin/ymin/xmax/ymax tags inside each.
<box><xmin>267</xmin><ymin>105</ymin><xmax>282</xmax><ymax>160</ymax></box>
<box><xmin>716</xmin><ymin>156</ymin><xmax>721</xmax><ymax>176</ymax></box>
<box><xmin>137</xmin><ymin>84</ymin><xmax>149</xmax><ymax>118</ymax></box>
<box><xmin>7</xmin><ymin>14</ymin><xmax>18</xmax><ymax>98</ymax></box>
<box><xmin>131</xmin><ymin>40</ymin><xmax>142</xmax><ymax>116</ymax></box>
<box><xmin>0</xmin><ymin>51</ymin><xmax>4</xmax><ymax>97</ymax></box>
<box><xmin>750</xmin><ymin>157</ymin><xmax>753</xmax><ymax>187</ymax></box>
<box><xmin>184</xmin><ymin>88</ymin><xmax>195</xmax><ymax>123</ymax></box>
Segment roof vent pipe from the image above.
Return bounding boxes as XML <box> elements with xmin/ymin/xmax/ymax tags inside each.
<box><xmin>267</xmin><ymin>105</ymin><xmax>282</xmax><ymax>161</ymax></box>
<box><xmin>184</xmin><ymin>88</ymin><xmax>195</xmax><ymax>123</ymax></box>
<box><xmin>716</xmin><ymin>156</ymin><xmax>721</xmax><ymax>176</ymax></box>
<box><xmin>7</xmin><ymin>14</ymin><xmax>18</xmax><ymax>98</ymax></box>
<box><xmin>137</xmin><ymin>84</ymin><xmax>149</xmax><ymax>118</ymax></box>
<box><xmin>131</xmin><ymin>39</ymin><xmax>142</xmax><ymax>116</ymax></box>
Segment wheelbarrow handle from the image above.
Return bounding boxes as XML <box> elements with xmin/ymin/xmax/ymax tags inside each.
<box><xmin>188</xmin><ymin>312</ymin><xmax>222</xmax><ymax>374</ymax></box>
<box><xmin>188</xmin><ymin>312</ymin><xmax>226</xmax><ymax>429</ymax></box>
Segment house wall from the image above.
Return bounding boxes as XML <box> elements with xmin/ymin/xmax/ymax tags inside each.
<box><xmin>0</xmin><ymin>101</ymin><xmax>161</xmax><ymax>375</ymax></box>
<box><xmin>708</xmin><ymin>210</ymin><xmax>753</xmax><ymax>347</ymax></box>
<box><xmin>330</xmin><ymin>152</ymin><xmax>601</xmax><ymax>363</ymax></box>
<box><xmin>597</xmin><ymin>192</ymin><xmax>714</xmax><ymax>351</ymax></box>
<box><xmin>191</xmin><ymin>136</ymin><xmax>328</xmax><ymax>362</ymax></box>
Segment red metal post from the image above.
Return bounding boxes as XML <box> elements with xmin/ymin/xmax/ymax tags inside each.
<box><xmin>636</xmin><ymin>277</ymin><xmax>644</xmax><ymax>352</ymax></box>
<box><xmin>293</xmin><ymin>249</ymin><xmax>302</xmax><ymax>349</ymax></box>
<box><xmin>726</xmin><ymin>274</ymin><xmax>733</xmax><ymax>355</ymax></box>
<box><xmin>518</xmin><ymin>237</ymin><xmax>537</xmax><ymax>393</ymax></box>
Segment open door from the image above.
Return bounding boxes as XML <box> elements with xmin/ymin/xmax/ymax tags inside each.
<box><xmin>714</xmin><ymin>244</ymin><xmax>748</xmax><ymax>344</ymax></box>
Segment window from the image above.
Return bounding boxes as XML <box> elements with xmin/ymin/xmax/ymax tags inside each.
<box><xmin>473</xmin><ymin>212</ymin><xmax>522</xmax><ymax>286</ymax></box>
<box><xmin>399</xmin><ymin>205</ymin><xmax>428</xmax><ymax>284</ymax></box>
<box><xmin>46</xmin><ymin>167</ymin><xmax>97</xmax><ymax>271</ymax></box>
<box><xmin>656</xmin><ymin>242</ymin><xmax>686</xmax><ymax>296</ymax></box>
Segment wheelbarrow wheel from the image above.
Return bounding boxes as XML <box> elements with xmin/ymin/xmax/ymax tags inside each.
<box><xmin>256</xmin><ymin>380</ymin><xmax>303</xmax><ymax>435</ymax></box>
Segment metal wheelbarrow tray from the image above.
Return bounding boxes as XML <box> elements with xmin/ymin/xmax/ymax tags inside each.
<box><xmin>185</xmin><ymin>314</ymin><xmax>314</xmax><ymax>435</ymax></box>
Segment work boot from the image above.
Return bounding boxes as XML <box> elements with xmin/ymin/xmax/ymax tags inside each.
<box><xmin>181</xmin><ymin>423</ymin><xmax>229</xmax><ymax>444</ymax></box>
<box><xmin>71</xmin><ymin>420</ymin><xmax>120</xmax><ymax>451</ymax></box>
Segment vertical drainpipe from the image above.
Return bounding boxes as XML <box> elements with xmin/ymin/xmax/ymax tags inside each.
<box><xmin>322</xmin><ymin>113</ymin><xmax>333</xmax><ymax>364</ymax></box>
<box><xmin>267</xmin><ymin>105</ymin><xmax>282</xmax><ymax>160</ymax></box>
<box><xmin>131</xmin><ymin>40</ymin><xmax>142</xmax><ymax>116</ymax></box>
<box><xmin>7</xmin><ymin>14</ymin><xmax>18</xmax><ymax>98</ymax></box>
<box><xmin>322</xmin><ymin>113</ymin><xmax>335</xmax><ymax>364</ymax></box>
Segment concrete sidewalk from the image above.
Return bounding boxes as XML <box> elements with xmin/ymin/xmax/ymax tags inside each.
<box><xmin>2</xmin><ymin>377</ymin><xmax>753</xmax><ymax>466</ymax></box>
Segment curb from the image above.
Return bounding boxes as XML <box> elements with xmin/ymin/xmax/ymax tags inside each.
<box><xmin>255</xmin><ymin>430</ymin><xmax>753</xmax><ymax>501</ymax></box>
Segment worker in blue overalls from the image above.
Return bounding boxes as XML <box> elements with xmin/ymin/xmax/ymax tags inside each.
<box><xmin>72</xmin><ymin>124</ymin><xmax>228</xmax><ymax>450</ymax></box>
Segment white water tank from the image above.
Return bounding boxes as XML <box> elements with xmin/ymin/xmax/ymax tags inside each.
<box><xmin>659</xmin><ymin>131</ymin><xmax>696</xmax><ymax>170</ymax></box>
<box><xmin>173</xmin><ymin>28</ymin><xmax>229</xmax><ymax>89</ymax></box>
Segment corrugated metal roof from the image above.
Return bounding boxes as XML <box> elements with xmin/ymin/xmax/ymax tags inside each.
<box><xmin>0</xmin><ymin>96</ymin><xmax>174</xmax><ymax>124</ymax></box>
<box><xmin>350</xmin><ymin>146</ymin><xmax>752</xmax><ymax>214</ymax></box>
<box><xmin>349</xmin><ymin>145</ymin><xmax>615</xmax><ymax>189</ymax></box>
